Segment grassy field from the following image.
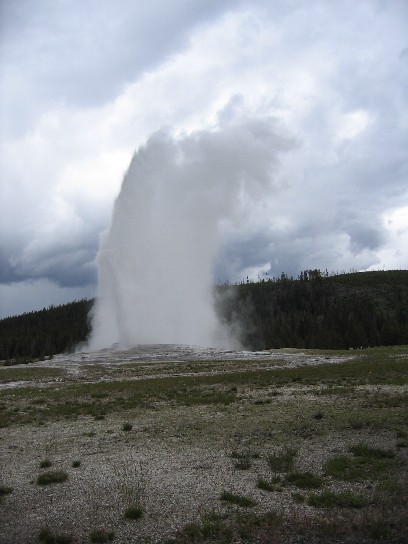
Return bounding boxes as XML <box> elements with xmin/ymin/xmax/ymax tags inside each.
<box><xmin>0</xmin><ymin>345</ymin><xmax>407</xmax><ymax>543</ymax></box>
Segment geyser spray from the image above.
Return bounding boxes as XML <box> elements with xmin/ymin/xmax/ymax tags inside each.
<box><xmin>88</xmin><ymin>118</ymin><xmax>291</xmax><ymax>349</ymax></box>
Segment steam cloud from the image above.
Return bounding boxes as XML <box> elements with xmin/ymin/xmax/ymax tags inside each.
<box><xmin>88</xmin><ymin>117</ymin><xmax>292</xmax><ymax>349</ymax></box>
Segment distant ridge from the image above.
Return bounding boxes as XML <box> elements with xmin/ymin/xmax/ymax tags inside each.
<box><xmin>218</xmin><ymin>269</ymin><xmax>408</xmax><ymax>350</ymax></box>
<box><xmin>0</xmin><ymin>270</ymin><xmax>407</xmax><ymax>362</ymax></box>
<box><xmin>0</xmin><ymin>299</ymin><xmax>93</xmax><ymax>362</ymax></box>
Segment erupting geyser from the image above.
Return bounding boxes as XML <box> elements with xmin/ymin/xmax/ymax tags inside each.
<box><xmin>88</xmin><ymin>118</ymin><xmax>291</xmax><ymax>349</ymax></box>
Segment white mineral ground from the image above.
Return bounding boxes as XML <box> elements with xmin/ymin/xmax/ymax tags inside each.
<box><xmin>0</xmin><ymin>346</ymin><xmax>406</xmax><ymax>543</ymax></box>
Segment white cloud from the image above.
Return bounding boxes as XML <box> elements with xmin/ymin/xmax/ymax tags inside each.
<box><xmin>0</xmin><ymin>0</ymin><xmax>407</xmax><ymax>317</ymax></box>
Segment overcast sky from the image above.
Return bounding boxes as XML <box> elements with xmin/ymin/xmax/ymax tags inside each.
<box><xmin>0</xmin><ymin>0</ymin><xmax>407</xmax><ymax>318</ymax></box>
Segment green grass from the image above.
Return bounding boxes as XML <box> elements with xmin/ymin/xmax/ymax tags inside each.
<box><xmin>166</xmin><ymin>512</ymin><xmax>233</xmax><ymax>544</ymax></box>
<box><xmin>1</xmin><ymin>347</ymin><xmax>407</xmax><ymax>427</ymax></box>
<box><xmin>0</xmin><ymin>485</ymin><xmax>13</xmax><ymax>503</ymax></box>
<box><xmin>308</xmin><ymin>490</ymin><xmax>367</xmax><ymax>508</ymax></box>
<box><xmin>89</xmin><ymin>529</ymin><xmax>115</xmax><ymax>543</ymax></box>
<box><xmin>285</xmin><ymin>471</ymin><xmax>324</xmax><ymax>489</ymax></box>
<box><xmin>168</xmin><ymin>511</ymin><xmax>283</xmax><ymax>543</ymax></box>
<box><xmin>325</xmin><ymin>443</ymin><xmax>397</xmax><ymax>481</ymax></box>
<box><xmin>256</xmin><ymin>478</ymin><xmax>275</xmax><ymax>492</ymax></box>
<box><xmin>37</xmin><ymin>470</ymin><xmax>68</xmax><ymax>486</ymax></box>
<box><xmin>0</xmin><ymin>485</ymin><xmax>13</xmax><ymax>496</ymax></box>
<box><xmin>230</xmin><ymin>449</ymin><xmax>259</xmax><ymax>470</ymax></box>
<box><xmin>267</xmin><ymin>447</ymin><xmax>297</xmax><ymax>474</ymax></box>
<box><xmin>0</xmin><ymin>367</ymin><xmax>65</xmax><ymax>383</ymax></box>
<box><xmin>220</xmin><ymin>491</ymin><xmax>257</xmax><ymax>508</ymax></box>
<box><xmin>38</xmin><ymin>527</ymin><xmax>73</xmax><ymax>543</ymax></box>
<box><xmin>325</xmin><ymin>455</ymin><xmax>390</xmax><ymax>481</ymax></box>
<box><xmin>124</xmin><ymin>504</ymin><xmax>144</xmax><ymax>520</ymax></box>
<box><xmin>349</xmin><ymin>443</ymin><xmax>395</xmax><ymax>459</ymax></box>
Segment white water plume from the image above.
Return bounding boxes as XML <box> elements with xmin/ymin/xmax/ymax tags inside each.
<box><xmin>88</xmin><ymin>118</ymin><xmax>292</xmax><ymax>349</ymax></box>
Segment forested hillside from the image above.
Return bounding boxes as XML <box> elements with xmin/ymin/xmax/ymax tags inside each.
<box><xmin>0</xmin><ymin>299</ymin><xmax>92</xmax><ymax>362</ymax></box>
<box><xmin>218</xmin><ymin>270</ymin><xmax>408</xmax><ymax>350</ymax></box>
<box><xmin>0</xmin><ymin>270</ymin><xmax>407</xmax><ymax>361</ymax></box>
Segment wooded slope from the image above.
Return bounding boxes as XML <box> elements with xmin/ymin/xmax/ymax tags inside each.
<box><xmin>0</xmin><ymin>299</ymin><xmax>92</xmax><ymax>361</ymax></box>
<box><xmin>0</xmin><ymin>270</ymin><xmax>407</xmax><ymax>360</ymax></box>
<box><xmin>219</xmin><ymin>270</ymin><xmax>408</xmax><ymax>350</ymax></box>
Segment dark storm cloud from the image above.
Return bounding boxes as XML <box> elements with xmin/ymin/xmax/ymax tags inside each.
<box><xmin>0</xmin><ymin>0</ymin><xmax>407</xmax><ymax>318</ymax></box>
<box><xmin>0</xmin><ymin>238</ymin><xmax>97</xmax><ymax>288</ymax></box>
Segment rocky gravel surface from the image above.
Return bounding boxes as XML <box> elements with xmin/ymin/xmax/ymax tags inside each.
<box><xmin>0</xmin><ymin>345</ymin><xmax>406</xmax><ymax>543</ymax></box>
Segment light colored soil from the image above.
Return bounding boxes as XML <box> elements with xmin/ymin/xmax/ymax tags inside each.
<box><xmin>0</xmin><ymin>345</ymin><xmax>406</xmax><ymax>543</ymax></box>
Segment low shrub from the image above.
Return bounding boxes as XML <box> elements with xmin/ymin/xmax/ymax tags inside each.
<box><xmin>230</xmin><ymin>450</ymin><xmax>253</xmax><ymax>470</ymax></box>
<box><xmin>267</xmin><ymin>447</ymin><xmax>296</xmax><ymax>474</ymax></box>
<box><xmin>286</xmin><ymin>471</ymin><xmax>324</xmax><ymax>489</ymax></box>
<box><xmin>0</xmin><ymin>486</ymin><xmax>13</xmax><ymax>496</ymax></box>
<box><xmin>38</xmin><ymin>527</ymin><xmax>73</xmax><ymax>543</ymax></box>
<box><xmin>124</xmin><ymin>504</ymin><xmax>144</xmax><ymax>520</ymax></box>
<box><xmin>90</xmin><ymin>529</ymin><xmax>115</xmax><ymax>543</ymax></box>
<box><xmin>257</xmin><ymin>478</ymin><xmax>275</xmax><ymax>492</ymax></box>
<box><xmin>220</xmin><ymin>490</ymin><xmax>256</xmax><ymax>507</ymax></box>
<box><xmin>167</xmin><ymin>512</ymin><xmax>232</xmax><ymax>543</ymax></box>
<box><xmin>308</xmin><ymin>490</ymin><xmax>367</xmax><ymax>508</ymax></box>
<box><xmin>325</xmin><ymin>443</ymin><xmax>396</xmax><ymax>481</ymax></box>
<box><xmin>37</xmin><ymin>471</ymin><xmax>68</xmax><ymax>486</ymax></box>
<box><xmin>349</xmin><ymin>444</ymin><xmax>395</xmax><ymax>459</ymax></box>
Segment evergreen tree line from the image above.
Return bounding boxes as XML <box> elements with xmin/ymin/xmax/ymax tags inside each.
<box><xmin>0</xmin><ymin>299</ymin><xmax>93</xmax><ymax>362</ymax></box>
<box><xmin>217</xmin><ymin>270</ymin><xmax>408</xmax><ymax>350</ymax></box>
<box><xmin>0</xmin><ymin>270</ymin><xmax>407</xmax><ymax>361</ymax></box>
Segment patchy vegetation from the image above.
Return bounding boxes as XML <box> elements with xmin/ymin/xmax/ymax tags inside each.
<box><xmin>36</xmin><ymin>470</ymin><xmax>68</xmax><ymax>486</ymax></box>
<box><xmin>0</xmin><ymin>345</ymin><xmax>407</xmax><ymax>542</ymax></box>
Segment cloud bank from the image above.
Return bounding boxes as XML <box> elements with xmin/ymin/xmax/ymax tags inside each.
<box><xmin>0</xmin><ymin>0</ymin><xmax>407</xmax><ymax>318</ymax></box>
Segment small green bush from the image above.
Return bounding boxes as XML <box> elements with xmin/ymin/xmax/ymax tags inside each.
<box><xmin>291</xmin><ymin>491</ymin><xmax>305</xmax><ymax>503</ymax></box>
<box><xmin>72</xmin><ymin>460</ymin><xmax>81</xmax><ymax>468</ymax></box>
<box><xmin>350</xmin><ymin>444</ymin><xmax>395</xmax><ymax>459</ymax></box>
<box><xmin>325</xmin><ymin>443</ymin><xmax>396</xmax><ymax>481</ymax></box>
<box><xmin>230</xmin><ymin>450</ymin><xmax>252</xmax><ymax>470</ymax></box>
<box><xmin>364</xmin><ymin>516</ymin><xmax>392</xmax><ymax>539</ymax></box>
<box><xmin>0</xmin><ymin>486</ymin><xmax>13</xmax><ymax>496</ymax></box>
<box><xmin>308</xmin><ymin>490</ymin><xmax>366</xmax><ymax>508</ymax></box>
<box><xmin>122</xmin><ymin>422</ymin><xmax>133</xmax><ymax>432</ymax></box>
<box><xmin>325</xmin><ymin>455</ymin><xmax>356</xmax><ymax>480</ymax></box>
<box><xmin>124</xmin><ymin>504</ymin><xmax>144</xmax><ymax>520</ymax></box>
<box><xmin>220</xmin><ymin>490</ymin><xmax>256</xmax><ymax>507</ymax></box>
<box><xmin>90</xmin><ymin>529</ymin><xmax>115</xmax><ymax>543</ymax></box>
<box><xmin>286</xmin><ymin>471</ymin><xmax>324</xmax><ymax>489</ymax></box>
<box><xmin>267</xmin><ymin>447</ymin><xmax>296</xmax><ymax>474</ymax></box>
<box><xmin>40</xmin><ymin>459</ymin><xmax>52</xmax><ymax>469</ymax></box>
<box><xmin>37</xmin><ymin>470</ymin><xmax>68</xmax><ymax>486</ymax></box>
<box><xmin>168</xmin><ymin>512</ymin><xmax>232</xmax><ymax>543</ymax></box>
<box><xmin>38</xmin><ymin>527</ymin><xmax>73</xmax><ymax>543</ymax></box>
<box><xmin>257</xmin><ymin>478</ymin><xmax>275</xmax><ymax>492</ymax></box>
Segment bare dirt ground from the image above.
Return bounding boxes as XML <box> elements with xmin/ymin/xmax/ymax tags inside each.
<box><xmin>0</xmin><ymin>345</ymin><xmax>407</xmax><ymax>543</ymax></box>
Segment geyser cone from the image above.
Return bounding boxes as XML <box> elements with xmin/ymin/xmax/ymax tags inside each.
<box><xmin>88</xmin><ymin>119</ymin><xmax>293</xmax><ymax>349</ymax></box>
